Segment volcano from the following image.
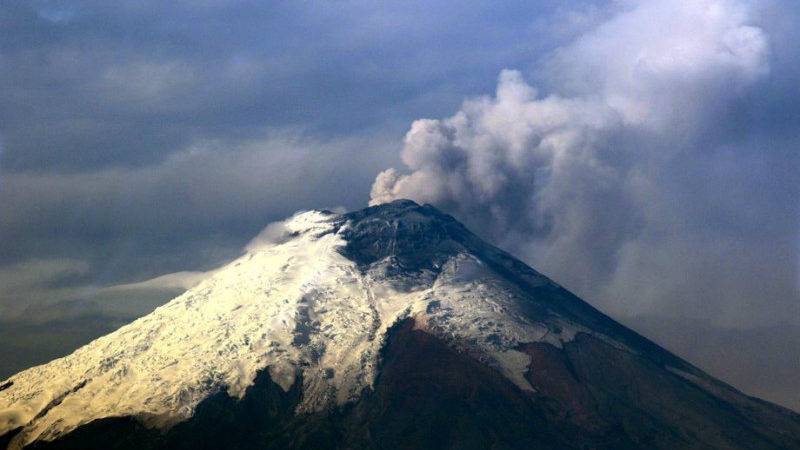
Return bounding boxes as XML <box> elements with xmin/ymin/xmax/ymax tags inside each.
<box><xmin>1</xmin><ymin>200</ymin><xmax>798</xmax><ymax>450</ymax></box>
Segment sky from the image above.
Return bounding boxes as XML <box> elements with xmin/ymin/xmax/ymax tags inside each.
<box><xmin>0</xmin><ymin>0</ymin><xmax>798</xmax><ymax>410</ymax></box>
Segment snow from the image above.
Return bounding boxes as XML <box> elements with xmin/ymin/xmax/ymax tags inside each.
<box><xmin>0</xmin><ymin>208</ymin><xmax>591</xmax><ymax>449</ymax></box>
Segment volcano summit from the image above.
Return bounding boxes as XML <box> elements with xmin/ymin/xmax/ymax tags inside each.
<box><xmin>1</xmin><ymin>200</ymin><xmax>798</xmax><ymax>450</ymax></box>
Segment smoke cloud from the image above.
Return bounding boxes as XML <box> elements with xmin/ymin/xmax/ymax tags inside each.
<box><xmin>371</xmin><ymin>0</ymin><xmax>798</xmax><ymax>326</ymax></box>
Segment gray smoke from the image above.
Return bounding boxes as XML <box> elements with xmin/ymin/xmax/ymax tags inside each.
<box><xmin>371</xmin><ymin>0</ymin><xmax>799</xmax><ymax>327</ymax></box>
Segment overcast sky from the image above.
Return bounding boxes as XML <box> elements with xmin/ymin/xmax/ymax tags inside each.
<box><xmin>0</xmin><ymin>0</ymin><xmax>798</xmax><ymax>410</ymax></box>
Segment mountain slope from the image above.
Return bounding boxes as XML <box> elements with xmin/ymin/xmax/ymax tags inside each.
<box><xmin>1</xmin><ymin>200</ymin><xmax>799</xmax><ymax>449</ymax></box>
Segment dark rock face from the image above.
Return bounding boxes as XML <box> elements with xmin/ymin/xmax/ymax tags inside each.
<box><xmin>337</xmin><ymin>199</ymin><xmax>471</xmax><ymax>274</ymax></box>
<box><xmin>0</xmin><ymin>428</ymin><xmax>21</xmax><ymax>450</ymax></box>
<box><xmin>8</xmin><ymin>200</ymin><xmax>800</xmax><ymax>449</ymax></box>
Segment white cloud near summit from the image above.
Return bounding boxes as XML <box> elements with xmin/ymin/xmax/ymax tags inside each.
<box><xmin>371</xmin><ymin>0</ymin><xmax>797</xmax><ymax>326</ymax></box>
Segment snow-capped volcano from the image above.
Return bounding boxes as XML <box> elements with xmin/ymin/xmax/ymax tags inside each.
<box><xmin>1</xmin><ymin>200</ymin><xmax>799</xmax><ymax>450</ymax></box>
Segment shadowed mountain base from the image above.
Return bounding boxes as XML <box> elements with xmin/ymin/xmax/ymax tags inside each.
<box><xmin>17</xmin><ymin>319</ymin><xmax>800</xmax><ymax>450</ymax></box>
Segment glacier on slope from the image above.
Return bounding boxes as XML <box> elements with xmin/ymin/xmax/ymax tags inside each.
<box><xmin>0</xmin><ymin>201</ymin><xmax>623</xmax><ymax>448</ymax></box>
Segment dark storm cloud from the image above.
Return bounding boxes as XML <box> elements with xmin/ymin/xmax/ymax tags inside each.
<box><xmin>0</xmin><ymin>133</ymin><xmax>393</xmax><ymax>288</ymax></box>
<box><xmin>0</xmin><ymin>0</ymin><xmax>577</xmax><ymax>171</ymax></box>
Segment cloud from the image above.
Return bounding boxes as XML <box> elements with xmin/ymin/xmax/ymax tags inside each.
<box><xmin>0</xmin><ymin>130</ymin><xmax>392</xmax><ymax>278</ymax></box>
<box><xmin>0</xmin><ymin>209</ymin><xmax>329</xmax><ymax>325</ymax></box>
<box><xmin>0</xmin><ymin>259</ymin><xmax>92</xmax><ymax>318</ymax></box>
<box><xmin>105</xmin><ymin>271</ymin><xmax>209</xmax><ymax>292</ymax></box>
<box><xmin>371</xmin><ymin>0</ymin><xmax>799</xmax><ymax>327</ymax></box>
<box><xmin>243</xmin><ymin>220</ymin><xmax>293</xmax><ymax>253</ymax></box>
<box><xmin>0</xmin><ymin>0</ymin><xmax>576</xmax><ymax>172</ymax></box>
<box><xmin>0</xmin><ymin>258</ymin><xmax>207</xmax><ymax>325</ymax></box>
<box><xmin>0</xmin><ymin>257</ymin><xmax>170</xmax><ymax>323</ymax></box>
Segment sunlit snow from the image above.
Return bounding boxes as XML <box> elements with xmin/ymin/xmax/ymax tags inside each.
<box><xmin>0</xmin><ymin>208</ymin><xmax>588</xmax><ymax>448</ymax></box>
